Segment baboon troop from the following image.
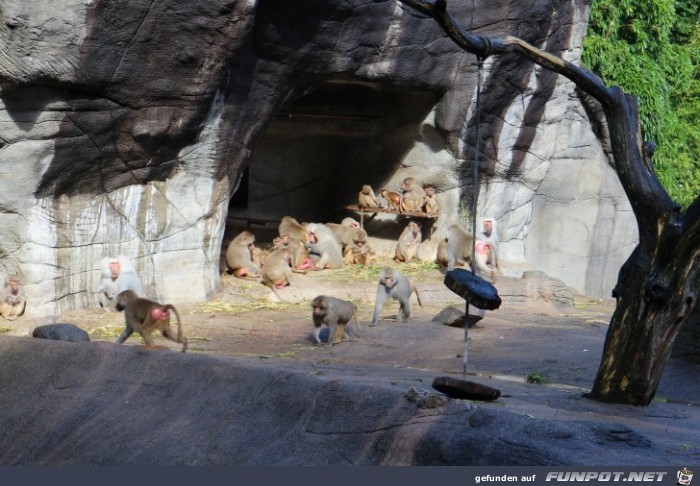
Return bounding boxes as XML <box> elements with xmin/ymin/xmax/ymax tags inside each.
<box><xmin>4</xmin><ymin>175</ymin><xmax>500</xmax><ymax>355</ymax></box>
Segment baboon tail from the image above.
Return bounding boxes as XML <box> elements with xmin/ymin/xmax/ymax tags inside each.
<box><xmin>269</xmin><ymin>285</ymin><xmax>286</xmax><ymax>303</ymax></box>
<box><xmin>166</xmin><ymin>304</ymin><xmax>188</xmax><ymax>353</ymax></box>
<box><xmin>413</xmin><ymin>285</ymin><xmax>423</xmax><ymax>307</ymax></box>
<box><xmin>353</xmin><ymin>305</ymin><xmax>361</xmax><ymax>332</ymax></box>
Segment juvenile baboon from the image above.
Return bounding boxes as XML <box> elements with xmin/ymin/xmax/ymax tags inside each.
<box><xmin>115</xmin><ymin>289</ymin><xmax>188</xmax><ymax>352</ymax></box>
<box><xmin>306</xmin><ymin>223</ymin><xmax>344</xmax><ymax>269</ymax></box>
<box><xmin>343</xmin><ymin>230</ymin><xmax>374</xmax><ymax>266</ymax></box>
<box><xmin>436</xmin><ymin>238</ymin><xmax>449</xmax><ymax>268</ymax></box>
<box><xmin>274</xmin><ymin>235</ymin><xmax>312</xmax><ymax>270</ymax></box>
<box><xmin>400</xmin><ymin>177</ymin><xmax>426</xmax><ymax>212</ymax></box>
<box><xmin>394</xmin><ymin>220</ymin><xmax>422</xmax><ymax>262</ymax></box>
<box><xmin>261</xmin><ymin>247</ymin><xmax>294</xmax><ymax>300</ymax></box>
<box><xmin>97</xmin><ymin>256</ymin><xmax>144</xmax><ymax>311</ymax></box>
<box><xmin>252</xmin><ymin>246</ymin><xmax>270</xmax><ymax>269</ymax></box>
<box><xmin>0</xmin><ymin>275</ymin><xmax>26</xmax><ymax>321</ymax></box>
<box><xmin>380</xmin><ymin>189</ymin><xmax>402</xmax><ymax>212</ymax></box>
<box><xmin>370</xmin><ymin>267</ymin><xmax>422</xmax><ymax>327</ymax></box>
<box><xmin>326</xmin><ymin>221</ymin><xmax>367</xmax><ymax>251</ymax></box>
<box><xmin>310</xmin><ymin>295</ymin><xmax>361</xmax><ymax>347</ymax></box>
<box><xmin>423</xmin><ymin>185</ymin><xmax>440</xmax><ymax>214</ymax></box>
<box><xmin>358</xmin><ymin>185</ymin><xmax>381</xmax><ymax>209</ymax></box>
<box><xmin>225</xmin><ymin>230</ymin><xmax>261</xmax><ymax>279</ymax></box>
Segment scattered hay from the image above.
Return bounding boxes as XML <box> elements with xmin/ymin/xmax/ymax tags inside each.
<box><xmin>89</xmin><ymin>326</ymin><xmax>124</xmax><ymax>339</ymax></box>
<box><xmin>192</xmin><ymin>300</ymin><xmax>304</xmax><ymax>315</ymax></box>
<box><xmin>330</xmin><ymin>261</ymin><xmax>439</xmax><ymax>282</ymax></box>
<box><xmin>0</xmin><ymin>327</ymin><xmax>11</xmax><ymax>334</ymax></box>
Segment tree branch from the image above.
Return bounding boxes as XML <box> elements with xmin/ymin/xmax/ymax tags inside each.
<box><xmin>396</xmin><ymin>0</ymin><xmax>677</xmax><ymax>232</ymax></box>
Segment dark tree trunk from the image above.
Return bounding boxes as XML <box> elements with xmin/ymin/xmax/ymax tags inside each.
<box><xmin>398</xmin><ymin>0</ymin><xmax>700</xmax><ymax>405</ymax></box>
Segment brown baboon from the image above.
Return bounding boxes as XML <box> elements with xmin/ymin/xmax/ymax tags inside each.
<box><xmin>252</xmin><ymin>246</ymin><xmax>270</xmax><ymax>269</ymax></box>
<box><xmin>423</xmin><ymin>185</ymin><xmax>440</xmax><ymax>214</ymax></box>
<box><xmin>343</xmin><ymin>230</ymin><xmax>374</xmax><ymax>266</ymax></box>
<box><xmin>260</xmin><ymin>247</ymin><xmax>294</xmax><ymax>301</ymax></box>
<box><xmin>310</xmin><ymin>295</ymin><xmax>361</xmax><ymax>347</ymax></box>
<box><xmin>370</xmin><ymin>267</ymin><xmax>422</xmax><ymax>327</ymax></box>
<box><xmin>278</xmin><ymin>216</ymin><xmax>308</xmax><ymax>242</ymax></box>
<box><xmin>380</xmin><ymin>189</ymin><xmax>402</xmax><ymax>212</ymax></box>
<box><xmin>436</xmin><ymin>238</ymin><xmax>449</xmax><ymax>268</ymax></box>
<box><xmin>400</xmin><ymin>177</ymin><xmax>426</xmax><ymax>212</ymax></box>
<box><xmin>225</xmin><ymin>230</ymin><xmax>261</xmax><ymax>279</ymax></box>
<box><xmin>115</xmin><ymin>289</ymin><xmax>188</xmax><ymax>352</ymax></box>
<box><xmin>394</xmin><ymin>220</ymin><xmax>422</xmax><ymax>262</ymax></box>
<box><xmin>326</xmin><ymin>221</ymin><xmax>367</xmax><ymax>251</ymax></box>
<box><xmin>0</xmin><ymin>275</ymin><xmax>26</xmax><ymax>321</ymax></box>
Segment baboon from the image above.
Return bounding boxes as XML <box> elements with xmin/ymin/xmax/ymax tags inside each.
<box><xmin>306</xmin><ymin>223</ymin><xmax>344</xmax><ymax>269</ymax></box>
<box><xmin>370</xmin><ymin>267</ymin><xmax>422</xmax><ymax>327</ymax></box>
<box><xmin>225</xmin><ymin>230</ymin><xmax>261</xmax><ymax>279</ymax></box>
<box><xmin>394</xmin><ymin>220</ymin><xmax>422</xmax><ymax>262</ymax></box>
<box><xmin>273</xmin><ymin>235</ymin><xmax>311</xmax><ymax>270</ymax></box>
<box><xmin>97</xmin><ymin>256</ymin><xmax>144</xmax><ymax>311</ymax></box>
<box><xmin>423</xmin><ymin>185</ymin><xmax>440</xmax><ymax>214</ymax></box>
<box><xmin>278</xmin><ymin>216</ymin><xmax>308</xmax><ymax>242</ymax></box>
<box><xmin>115</xmin><ymin>289</ymin><xmax>188</xmax><ymax>352</ymax></box>
<box><xmin>358</xmin><ymin>185</ymin><xmax>381</xmax><ymax>209</ymax></box>
<box><xmin>0</xmin><ymin>275</ymin><xmax>26</xmax><ymax>321</ymax></box>
<box><xmin>343</xmin><ymin>231</ymin><xmax>374</xmax><ymax>266</ymax></box>
<box><xmin>445</xmin><ymin>225</ymin><xmax>496</xmax><ymax>280</ymax></box>
<box><xmin>326</xmin><ymin>221</ymin><xmax>367</xmax><ymax>251</ymax></box>
<box><xmin>436</xmin><ymin>238</ymin><xmax>449</xmax><ymax>268</ymax></box>
<box><xmin>310</xmin><ymin>295</ymin><xmax>361</xmax><ymax>347</ymax></box>
<box><xmin>261</xmin><ymin>247</ymin><xmax>294</xmax><ymax>300</ymax></box>
<box><xmin>400</xmin><ymin>177</ymin><xmax>426</xmax><ymax>212</ymax></box>
<box><xmin>252</xmin><ymin>246</ymin><xmax>270</xmax><ymax>269</ymax></box>
<box><xmin>340</xmin><ymin>217</ymin><xmax>360</xmax><ymax>227</ymax></box>
<box><xmin>479</xmin><ymin>217</ymin><xmax>501</xmax><ymax>273</ymax></box>
<box><xmin>380</xmin><ymin>189</ymin><xmax>402</xmax><ymax>212</ymax></box>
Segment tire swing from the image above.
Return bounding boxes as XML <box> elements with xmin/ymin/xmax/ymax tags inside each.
<box><xmin>432</xmin><ymin>56</ymin><xmax>502</xmax><ymax>401</ymax></box>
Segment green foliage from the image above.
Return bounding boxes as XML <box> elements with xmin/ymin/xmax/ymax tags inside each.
<box><xmin>582</xmin><ymin>0</ymin><xmax>700</xmax><ymax>207</ymax></box>
<box><xmin>526</xmin><ymin>372</ymin><xmax>550</xmax><ymax>385</ymax></box>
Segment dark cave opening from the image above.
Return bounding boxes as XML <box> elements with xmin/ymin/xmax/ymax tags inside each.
<box><xmin>225</xmin><ymin>79</ymin><xmax>438</xmax><ymax>245</ymax></box>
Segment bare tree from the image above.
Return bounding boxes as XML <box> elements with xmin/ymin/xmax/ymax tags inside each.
<box><xmin>399</xmin><ymin>0</ymin><xmax>700</xmax><ymax>405</ymax></box>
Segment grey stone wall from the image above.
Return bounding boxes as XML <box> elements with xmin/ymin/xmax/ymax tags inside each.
<box><xmin>0</xmin><ymin>0</ymin><xmax>637</xmax><ymax>316</ymax></box>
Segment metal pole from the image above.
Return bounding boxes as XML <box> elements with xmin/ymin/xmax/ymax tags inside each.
<box><xmin>464</xmin><ymin>57</ymin><xmax>484</xmax><ymax>380</ymax></box>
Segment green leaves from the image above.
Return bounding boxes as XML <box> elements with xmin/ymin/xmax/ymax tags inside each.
<box><xmin>583</xmin><ymin>0</ymin><xmax>700</xmax><ymax>207</ymax></box>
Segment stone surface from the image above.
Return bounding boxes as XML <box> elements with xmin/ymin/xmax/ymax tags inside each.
<box><xmin>0</xmin><ymin>0</ymin><xmax>637</xmax><ymax>317</ymax></box>
<box><xmin>0</xmin><ymin>336</ymin><xmax>695</xmax><ymax>466</ymax></box>
<box><xmin>32</xmin><ymin>323</ymin><xmax>90</xmax><ymax>342</ymax></box>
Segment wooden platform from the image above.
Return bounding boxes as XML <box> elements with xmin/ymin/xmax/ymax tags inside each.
<box><xmin>345</xmin><ymin>205</ymin><xmax>439</xmax><ymax>228</ymax></box>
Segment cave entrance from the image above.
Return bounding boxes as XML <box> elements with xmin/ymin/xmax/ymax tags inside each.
<box><xmin>226</xmin><ymin>79</ymin><xmax>438</xmax><ymax>243</ymax></box>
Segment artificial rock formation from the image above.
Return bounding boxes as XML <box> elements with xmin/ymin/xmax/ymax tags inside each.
<box><xmin>0</xmin><ymin>0</ymin><xmax>636</xmax><ymax>316</ymax></box>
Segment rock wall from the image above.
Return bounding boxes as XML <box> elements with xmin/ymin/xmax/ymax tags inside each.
<box><xmin>0</xmin><ymin>0</ymin><xmax>637</xmax><ymax>316</ymax></box>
